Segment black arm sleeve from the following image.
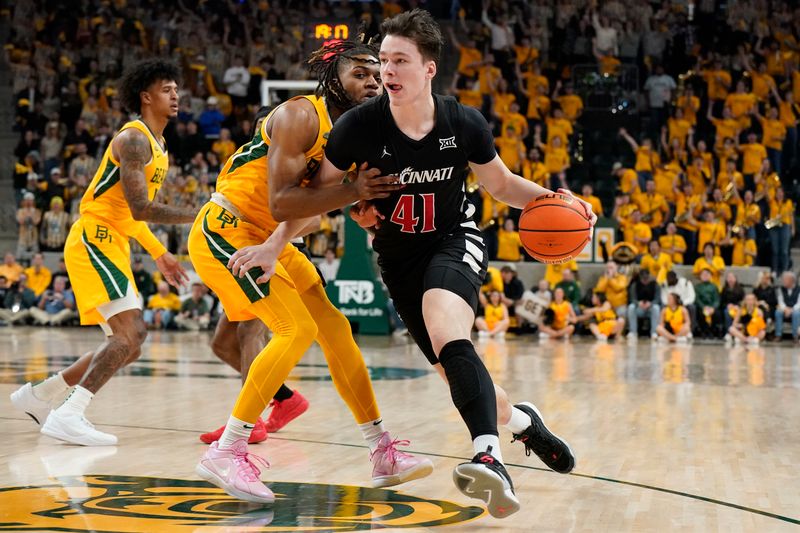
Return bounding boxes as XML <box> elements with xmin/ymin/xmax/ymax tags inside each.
<box><xmin>323</xmin><ymin>106</ymin><xmax>364</xmax><ymax>171</ymax></box>
<box><xmin>461</xmin><ymin>106</ymin><xmax>497</xmax><ymax>165</ymax></box>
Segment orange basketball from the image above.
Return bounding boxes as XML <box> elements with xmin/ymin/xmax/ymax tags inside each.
<box><xmin>518</xmin><ymin>193</ymin><xmax>592</xmax><ymax>263</ymax></box>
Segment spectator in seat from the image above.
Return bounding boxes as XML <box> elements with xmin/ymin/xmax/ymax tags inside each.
<box><xmin>753</xmin><ymin>271</ymin><xmax>777</xmax><ymax>323</ymax></box>
<box><xmin>0</xmin><ymin>252</ymin><xmax>24</xmax><ymax>284</ymax></box>
<box><xmin>774</xmin><ymin>271</ymin><xmax>800</xmax><ymax>342</ymax></box>
<box><xmin>499</xmin><ymin>264</ymin><xmax>525</xmax><ymax>312</ymax></box>
<box><xmin>175</xmin><ymin>282</ymin><xmax>212</xmax><ymax>331</ymax></box>
<box><xmin>720</xmin><ymin>272</ymin><xmax>745</xmax><ymax>333</ymax></box>
<box><xmin>16</xmin><ymin>192</ymin><xmax>41</xmax><ymax>259</ymax></box>
<box><xmin>539</xmin><ymin>287</ymin><xmax>575</xmax><ymax>340</ymax></box>
<box><xmin>144</xmin><ymin>281</ymin><xmax>181</xmax><ymax>330</ymax></box>
<box><xmin>40</xmin><ymin>196</ymin><xmax>70</xmax><ymax>251</ymax></box>
<box><xmin>29</xmin><ymin>275</ymin><xmax>75</xmax><ymax>325</ymax></box>
<box><xmin>656</xmin><ymin>293</ymin><xmax>692</xmax><ymax>343</ymax></box>
<box><xmin>627</xmin><ymin>268</ymin><xmax>661</xmax><ymax>340</ymax></box>
<box><xmin>1</xmin><ymin>273</ymin><xmax>37</xmax><ymax>324</ymax></box>
<box><xmin>577</xmin><ymin>291</ymin><xmax>625</xmax><ymax>341</ymax></box>
<box><xmin>693</xmin><ymin>242</ymin><xmax>725</xmax><ymax>289</ymax></box>
<box><xmin>24</xmin><ymin>252</ymin><xmax>51</xmax><ymax>297</ymax></box>
<box><xmin>660</xmin><ymin>270</ymin><xmax>696</xmax><ymax>325</ymax></box>
<box><xmin>594</xmin><ymin>261</ymin><xmax>629</xmax><ymax>318</ymax></box>
<box><xmin>496</xmin><ymin>218</ymin><xmax>523</xmax><ymax>262</ymax></box>
<box><xmin>132</xmin><ymin>257</ymin><xmax>156</xmax><ymax>305</ymax></box>
<box><xmin>223</xmin><ymin>55</ymin><xmax>251</xmax><ymax>110</ymax></box>
<box><xmin>555</xmin><ymin>268</ymin><xmax>581</xmax><ymax>313</ymax></box>
<box><xmin>475</xmin><ymin>290</ymin><xmax>510</xmax><ymax>340</ymax></box>
<box><xmin>695</xmin><ymin>269</ymin><xmax>721</xmax><ymax>338</ymax></box>
<box><xmin>198</xmin><ymin>96</ymin><xmax>225</xmax><ymax>140</ymax></box>
<box><xmin>317</xmin><ymin>248</ymin><xmax>340</xmax><ymax>283</ymax></box>
<box><xmin>728</xmin><ymin>293</ymin><xmax>767</xmax><ymax>345</ymax></box>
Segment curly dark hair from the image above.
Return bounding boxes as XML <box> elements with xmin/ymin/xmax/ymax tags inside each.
<box><xmin>307</xmin><ymin>34</ymin><xmax>379</xmax><ymax>111</ymax></box>
<box><xmin>118</xmin><ymin>58</ymin><xmax>181</xmax><ymax>114</ymax></box>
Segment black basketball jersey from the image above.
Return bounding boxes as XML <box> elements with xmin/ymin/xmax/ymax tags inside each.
<box><xmin>325</xmin><ymin>93</ymin><xmax>497</xmax><ymax>269</ymax></box>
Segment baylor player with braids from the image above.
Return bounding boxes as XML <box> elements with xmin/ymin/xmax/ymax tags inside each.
<box><xmin>10</xmin><ymin>59</ymin><xmax>195</xmax><ymax>446</ymax></box>
<box><xmin>200</xmin><ymin>106</ymin><xmax>310</xmax><ymax>446</ymax></box>
<box><xmin>253</xmin><ymin>11</ymin><xmax>597</xmax><ymax>518</ymax></box>
<box><xmin>188</xmin><ymin>38</ymin><xmax>432</xmax><ymax>503</ymax></box>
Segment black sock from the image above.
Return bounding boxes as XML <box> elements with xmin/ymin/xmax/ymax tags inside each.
<box><xmin>273</xmin><ymin>384</ymin><xmax>294</xmax><ymax>401</ymax></box>
<box><xmin>438</xmin><ymin>339</ymin><xmax>498</xmax><ymax>440</ymax></box>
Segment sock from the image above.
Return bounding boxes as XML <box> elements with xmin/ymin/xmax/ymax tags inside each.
<box><xmin>57</xmin><ymin>385</ymin><xmax>93</xmax><ymax>417</ymax></box>
<box><xmin>359</xmin><ymin>418</ymin><xmax>385</xmax><ymax>453</ymax></box>
<box><xmin>438</xmin><ymin>339</ymin><xmax>499</xmax><ymax>440</ymax></box>
<box><xmin>273</xmin><ymin>384</ymin><xmax>294</xmax><ymax>402</ymax></box>
<box><xmin>217</xmin><ymin>415</ymin><xmax>254</xmax><ymax>449</ymax></box>
<box><xmin>474</xmin><ymin>434</ymin><xmax>503</xmax><ymax>463</ymax></box>
<box><xmin>505</xmin><ymin>406</ymin><xmax>532</xmax><ymax>434</ymax></box>
<box><xmin>32</xmin><ymin>372</ymin><xmax>69</xmax><ymax>402</ymax></box>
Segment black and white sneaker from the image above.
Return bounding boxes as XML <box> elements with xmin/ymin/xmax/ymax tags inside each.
<box><xmin>452</xmin><ymin>446</ymin><xmax>520</xmax><ymax>519</ymax></box>
<box><xmin>511</xmin><ymin>402</ymin><xmax>575</xmax><ymax>473</ymax></box>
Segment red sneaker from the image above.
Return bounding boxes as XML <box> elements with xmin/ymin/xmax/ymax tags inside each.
<box><xmin>264</xmin><ymin>391</ymin><xmax>309</xmax><ymax>433</ymax></box>
<box><xmin>199</xmin><ymin>417</ymin><xmax>268</xmax><ymax>444</ymax></box>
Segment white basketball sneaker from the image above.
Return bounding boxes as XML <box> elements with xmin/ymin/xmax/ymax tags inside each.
<box><xmin>41</xmin><ymin>410</ymin><xmax>118</xmax><ymax>446</ymax></box>
<box><xmin>10</xmin><ymin>382</ymin><xmax>52</xmax><ymax>425</ymax></box>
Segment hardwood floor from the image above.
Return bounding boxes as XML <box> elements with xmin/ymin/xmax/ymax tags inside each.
<box><xmin>1</xmin><ymin>327</ymin><xmax>798</xmax><ymax>532</ymax></box>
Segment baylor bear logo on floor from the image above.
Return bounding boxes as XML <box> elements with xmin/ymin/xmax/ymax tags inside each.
<box><xmin>0</xmin><ymin>475</ymin><xmax>484</xmax><ymax>532</ymax></box>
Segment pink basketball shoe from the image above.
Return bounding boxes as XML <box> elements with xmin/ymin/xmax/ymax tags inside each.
<box><xmin>196</xmin><ymin>439</ymin><xmax>274</xmax><ymax>503</ymax></box>
<box><xmin>370</xmin><ymin>432</ymin><xmax>434</xmax><ymax>488</ymax></box>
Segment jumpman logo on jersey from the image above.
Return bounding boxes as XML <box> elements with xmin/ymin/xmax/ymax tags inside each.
<box><xmin>381</xmin><ymin>146</ymin><xmax>392</xmax><ymax>158</ymax></box>
<box><xmin>439</xmin><ymin>136</ymin><xmax>457</xmax><ymax>150</ymax></box>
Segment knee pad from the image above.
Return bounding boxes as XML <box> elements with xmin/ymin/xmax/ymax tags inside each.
<box><xmin>439</xmin><ymin>340</ymin><xmax>484</xmax><ymax>410</ymax></box>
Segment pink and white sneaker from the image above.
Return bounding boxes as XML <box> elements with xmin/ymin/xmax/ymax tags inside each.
<box><xmin>196</xmin><ymin>439</ymin><xmax>274</xmax><ymax>503</ymax></box>
<box><xmin>370</xmin><ymin>432</ymin><xmax>434</xmax><ymax>488</ymax></box>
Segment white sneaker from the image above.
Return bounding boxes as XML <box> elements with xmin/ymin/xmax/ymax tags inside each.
<box><xmin>676</xmin><ymin>336</ymin><xmax>688</xmax><ymax>344</ymax></box>
<box><xmin>41</xmin><ymin>409</ymin><xmax>118</xmax><ymax>446</ymax></box>
<box><xmin>651</xmin><ymin>332</ymin><xmax>658</xmax><ymax>340</ymax></box>
<box><xmin>10</xmin><ymin>382</ymin><xmax>51</xmax><ymax>425</ymax></box>
<box><xmin>627</xmin><ymin>332</ymin><xmax>637</xmax><ymax>341</ymax></box>
<box><xmin>734</xmin><ymin>337</ymin><xmax>742</xmax><ymax>345</ymax></box>
<box><xmin>747</xmin><ymin>337</ymin><xmax>760</xmax><ymax>345</ymax></box>
<box><xmin>392</xmin><ymin>327</ymin><xmax>408</xmax><ymax>338</ymax></box>
<box><xmin>538</xmin><ymin>332</ymin><xmax>550</xmax><ymax>340</ymax></box>
<box><xmin>724</xmin><ymin>334</ymin><xmax>732</xmax><ymax>344</ymax></box>
<box><xmin>478</xmin><ymin>330</ymin><xmax>490</xmax><ymax>339</ymax></box>
<box><xmin>493</xmin><ymin>332</ymin><xmax>506</xmax><ymax>341</ymax></box>
<box><xmin>596</xmin><ymin>334</ymin><xmax>608</xmax><ymax>342</ymax></box>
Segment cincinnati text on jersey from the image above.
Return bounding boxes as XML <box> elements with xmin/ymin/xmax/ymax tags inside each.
<box><xmin>397</xmin><ymin>166</ymin><xmax>455</xmax><ymax>185</ymax></box>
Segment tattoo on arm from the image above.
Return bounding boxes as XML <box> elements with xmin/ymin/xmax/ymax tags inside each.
<box><xmin>117</xmin><ymin>130</ymin><xmax>196</xmax><ymax>224</ymax></box>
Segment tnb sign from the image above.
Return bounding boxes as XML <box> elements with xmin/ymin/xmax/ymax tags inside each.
<box><xmin>325</xmin><ymin>217</ymin><xmax>390</xmax><ymax>334</ymax></box>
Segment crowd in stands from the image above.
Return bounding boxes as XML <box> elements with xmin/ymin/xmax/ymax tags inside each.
<box><xmin>474</xmin><ymin>260</ymin><xmax>799</xmax><ymax>344</ymax></box>
<box><xmin>4</xmin><ymin>1</ymin><xmax>799</xmax><ymax>342</ymax></box>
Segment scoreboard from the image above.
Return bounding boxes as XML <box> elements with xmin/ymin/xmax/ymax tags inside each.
<box><xmin>304</xmin><ymin>19</ymin><xmax>355</xmax><ymax>54</ymax></box>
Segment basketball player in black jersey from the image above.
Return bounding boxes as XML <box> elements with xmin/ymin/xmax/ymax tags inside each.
<box><xmin>238</xmin><ymin>10</ymin><xmax>597</xmax><ymax>518</ymax></box>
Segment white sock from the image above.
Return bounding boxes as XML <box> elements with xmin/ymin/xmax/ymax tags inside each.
<box><xmin>57</xmin><ymin>385</ymin><xmax>93</xmax><ymax>417</ymax></box>
<box><xmin>217</xmin><ymin>415</ymin><xmax>254</xmax><ymax>449</ymax></box>
<box><xmin>359</xmin><ymin>418</ymin><xmax>385</xmax><ymax>453</ymax></box>
<box><xmin>505</xmin><ymin>406</ymin><xmax>532</xmax><ymax>434</ymax></box>
<box><xmin>473</xmin><ymin>434</ymin><xmax>503</xmax><ymax>463</ymax></box>
<box><xmin>32</xmin><ymin>372</ymin><xmax>69</xmax><ymax>402</ymax></box>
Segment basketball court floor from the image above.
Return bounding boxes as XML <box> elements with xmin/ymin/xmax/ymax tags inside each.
<box><xmin>1</xmin><ymin>327</ymin><xmax>798</xmax><ymax>532</ymax></box>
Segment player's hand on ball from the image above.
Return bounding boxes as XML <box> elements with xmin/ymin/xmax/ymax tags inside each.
<box><xmin>155</xmin><ymin>252</ymin><xmax>190</xmax><ymax>289</ymax></box>
<box><xmin>228</xmin><ymin>242</ymin><xmax>280</xmax><ymax>283</ymax></box>
<box><xmin>558</xmin><ymin>187</ymin><xmax>597</xmax><ymax>234</ymax></box>
<box><xmin>352</xmin><ymin>162</ymin><xmax>403</xmax><ymax>200</ymax></box>
<box><xmin>350</xmin><ymin>200</ymin><xmax>385</xmax><ymax>229</ymax></box>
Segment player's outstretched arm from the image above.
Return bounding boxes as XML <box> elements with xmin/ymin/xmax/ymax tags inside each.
<box><xmin>115</xmin><ymin>128</ymin><xmax>196</xmax><ymax>224</ymax></box>
<box><xmin>268</xmin><ymin>101</ymin><xmax>400</xmax><ymax>221</ymax></box>
<box><xmin>472</xmin><ymin>155</ymin><xmax>598</xmax><ymax>227</ymax></box>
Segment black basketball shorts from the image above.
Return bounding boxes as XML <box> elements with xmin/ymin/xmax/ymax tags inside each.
<box><xmin>380</xmin><ymin>230</ymin><xmax>488</xmax><ymax>365</ymax></box>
